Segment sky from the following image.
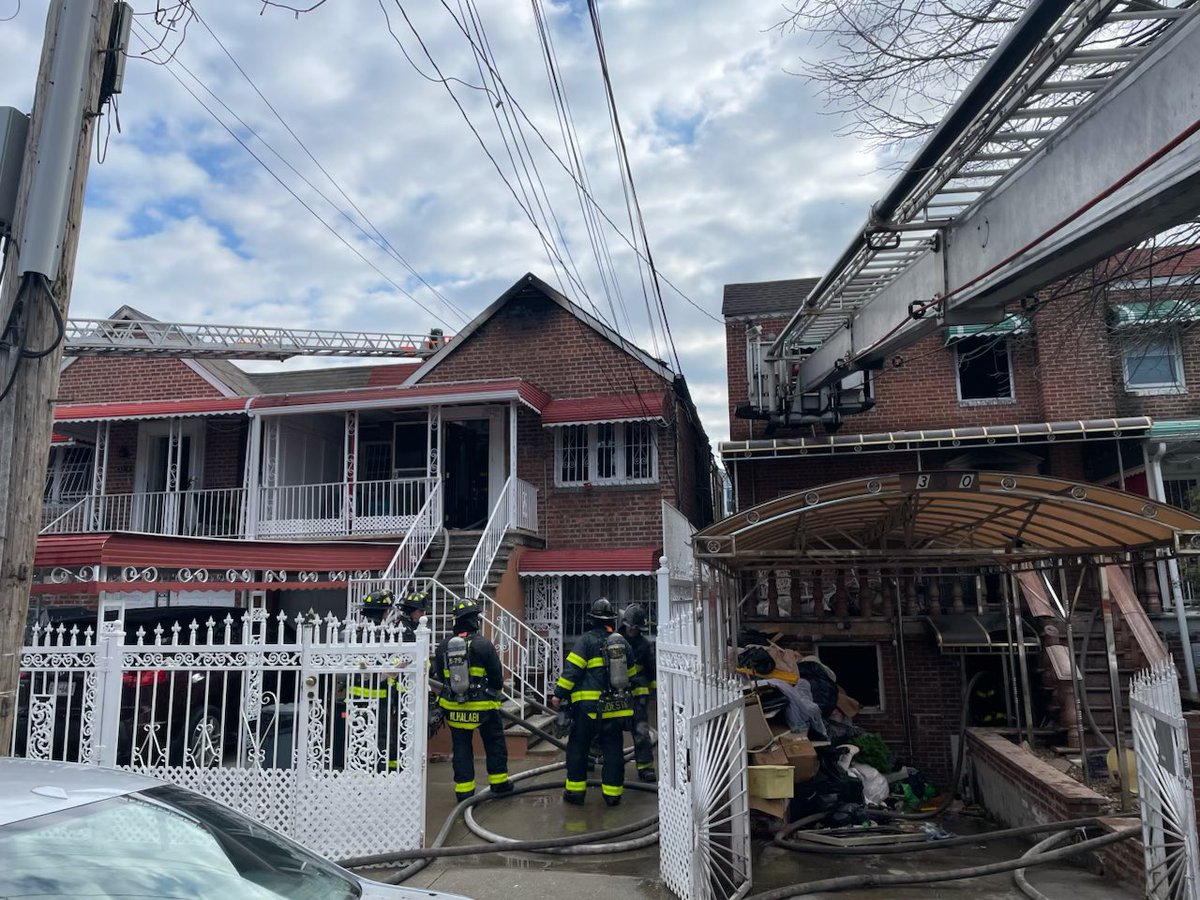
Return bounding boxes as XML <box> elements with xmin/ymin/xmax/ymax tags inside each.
<box><xmin>0</xmin><ymin>0</ymin><xmax>889</xmax><ymax>449</ymax></box>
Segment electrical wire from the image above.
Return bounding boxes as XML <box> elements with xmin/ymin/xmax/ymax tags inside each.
<box><xmin>129</xmin><ymin>21</ymin><xmax>456</xmax><ymax>330</ymax></box>
<box><xmin>189</xmin><ymin>6</ymin><xmax>471</xmax><ymax>326</ymax></box>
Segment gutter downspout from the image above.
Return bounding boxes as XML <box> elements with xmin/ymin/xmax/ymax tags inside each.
<box><xmin>1147</xmin><ymin>440</ymin><xmax>1198</xmax><ymax>693</ymax></box>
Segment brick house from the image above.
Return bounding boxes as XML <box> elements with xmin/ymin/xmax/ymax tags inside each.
<box><xmin>720</xmin><ymin>257</ymin><xmax>1200</xmax><ymax>782</ymax></box>
<box><xmin>35</xmin><ymin>274</ymin><xmax>717</xmax><ymax>674</ymax></box>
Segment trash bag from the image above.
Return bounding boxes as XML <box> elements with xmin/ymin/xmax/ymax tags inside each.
<box><xmin>788</xmin><ymin>749</ymin><xmax>865</xmax><ymax>820</ymax></box>
<box><xmin>796</xmin><ymin>661</ymin><xmax>838</xmax><ymax>716</ymax></box>
<box><xmin>824</xmin><ymin>801</ymin><xmax>868</xmax><ymax>828</ymax></box>
<box><xmin>850</xmin><ymin>762</ymin><xmax>890</xmax><ymax>806</ymax></box>
<box><xmin>737</xmin><ymin>646</ymin><xmax>775</xmax><ymax>675</ymax></box>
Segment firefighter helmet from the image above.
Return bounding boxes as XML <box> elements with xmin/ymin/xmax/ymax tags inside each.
<box><xmin>621</xmin><ymin>603</ymin><xmax>647</xmax><ymax>630</ymax></box>
<box><xmin>401</xmin><ymin>590</ymin><xmax>429</xmax><ymax>613</ymax></box>
<box><xmin>360</xmin><ymin>589</ymin><xmax>394</xmax><ymax>619</ymax></box>
<box><xmin>452</xmin><ymin>598</ymin><xmax>482</xmax><ymax>629</ymax></box>
<box><xmin>589</xmin><ymin>597</ymin><xmax>617</xmax><ymax>623</ymax></box>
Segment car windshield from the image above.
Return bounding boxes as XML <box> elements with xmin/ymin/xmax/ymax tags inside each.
<box><xmin>0</xmin><ymin>784</ymin><xmax>361</xmax><ymax>900</ymax></box>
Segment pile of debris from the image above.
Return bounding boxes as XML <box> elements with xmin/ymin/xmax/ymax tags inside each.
<box><xmin>736</xmin><ymin>632</ymin><xmax>937</xmax><ymax>831</ymax></box>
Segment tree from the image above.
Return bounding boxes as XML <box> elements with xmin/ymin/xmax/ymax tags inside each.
<box><xmin>774</xmin><ymin>0</ymin><xmax>1024</xmax><ymax>145</ymax></box>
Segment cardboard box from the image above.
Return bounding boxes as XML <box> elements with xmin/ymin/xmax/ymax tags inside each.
<box><xmin>836</xmin><ymin>688</ymin><xmax>862</xmax><ymax>719</ymax></box>
<box><xmin>748</xmin><ymin>795</ymin><xmax>789</xmax><ymax>820</ymax></box>
<box><xmin>751</xmin><ymin>744</ymin><xmax>789</xmax><ymax>768</ymax></box>
<box><xmin>778</xmin><ymin>734</ymin><xmax>820</xmax><ymax>782</ymax></box>
<box><xmin>748</xmin><ymin>765</ymin><xmax>795</xmax><ymax>799</ymax></box>
<box><xmin>745</xmin><ymin>694</ymin><xmax>774</xmax><ymax>751</ymax></box>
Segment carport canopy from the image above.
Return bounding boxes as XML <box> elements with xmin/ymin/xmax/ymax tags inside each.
<box><xmin>698</xmin><ymin>471</ymin><xmax>1200</xmax><ymax>568</ymax></box>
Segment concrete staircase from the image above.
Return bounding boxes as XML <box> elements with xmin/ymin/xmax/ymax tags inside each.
<box><xmin>414</xmin><ymin>529</ymin><xmax>517</xmax><ymax>598</ymax></box>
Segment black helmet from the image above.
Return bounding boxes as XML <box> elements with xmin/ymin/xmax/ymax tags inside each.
<box><xmin>401</xmin><ymin>590</ymin><xmax>429</xmax><ymax>613</ymax></box>
<box><xmin>452</xmin><ymin>598</ymin><xmax>482</xmax><ymax>628</ymax></box>
<box><xmin>360</xmin><ymin>589</ymin><xmax>394</xmax><ymax>619</ymax></box>
<box><xmin>621</xmin><ymin>604</ymin><xmax>647</xmax><ymax>630</ymax></box>
<box><xmin>589</xmin><ymin>598</ymin><xmax>616</xmax><ymax>623</ymax></box>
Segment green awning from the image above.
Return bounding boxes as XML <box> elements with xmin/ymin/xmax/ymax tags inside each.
<box><xmin>1148</xmin><ymin>419</ymin><xmax>1200</xmax><ymax>440</ymax></box>
<box><xmin>943</xmin><ymin>313</ymin><xmax>1030</xmax><ymax>344</ymax></box>
<box><xmin>1110</xmin><ymin>301</ymin><xmax>1200</xmax><ymax>328</ymax></box>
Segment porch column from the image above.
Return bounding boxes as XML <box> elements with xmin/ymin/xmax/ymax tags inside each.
<box><xmin>427</xmin><ymin>406</ymin><xmax>442</xmax><ymax>523</ymax></box>
<box><xmin>344</xmin><ymin>410</ymin><xmax>358</xmax><ymax>536</ymax></box>
<box><xmin>243</xmin><ymin>415</ymin><xmax>263</xmax><ymax>538</ymax></box>
<box><xmin>91</xmin><ymin>420</ymin><xmax>110</xmax><ymax>530</ymax></box>
<box><xmin>508</xmin><ymin>401</ymin><xmax>518</xmax><ymax>522</ymax></box>
<box><xmin>165</xmin><ymin>417</ymin><xmax>184</xmax><ymax>536</ymax></box>
<box><xmin>259</xmin><ymin>416</ymin><xmax>281</xmax><ymax>531</ymax></box>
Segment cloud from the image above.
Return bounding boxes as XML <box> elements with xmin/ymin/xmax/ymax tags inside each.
<box><xmin>0</xmin><ymin>0</ymin><xmax>887</xmax><ymax>450</ymax></box>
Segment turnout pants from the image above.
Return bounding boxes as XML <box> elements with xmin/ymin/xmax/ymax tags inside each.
<box><xmin>450</xmin><ymin>709</ymin><xmax>509</xmax><ymax>798</ymax></box>
<box><xmin>632</xmin><ymin>698</ymin><xmax>654</xmax><ymax>772</ymax></box>
<box><xmin>566</xmin><ymin>711</ymin><xmax>625</xmax><ymax>801</ymax></box>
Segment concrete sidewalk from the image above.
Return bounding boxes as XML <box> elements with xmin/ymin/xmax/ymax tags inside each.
<box><xmin>363</xmin><ymin>755</ymin><xmax>1140</xmax><ymax>900</ymax></box>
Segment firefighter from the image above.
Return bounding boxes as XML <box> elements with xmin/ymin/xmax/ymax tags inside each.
<box><xmin>433</xmin><ymin>599</ymin><xmax>512</xmax><ymax>802</ymax></box>
<box><xmin>397</xmin><ymin>590</ymin><xmax>429</xmax><ymax>642</ymax></box>
<box><xmin>347</xmin><ymin>589</ymin><xmax>403</xmax><ymax>770</ymax></box>
<box><xmin>550</xmin><ymin>597</ymin><xmax>635</xmax><ymax>807</ymax></box>
<box><xmin>619</xmin><ymin>603</ymin><xmax>657</xmax><ymax>783</ymax></box>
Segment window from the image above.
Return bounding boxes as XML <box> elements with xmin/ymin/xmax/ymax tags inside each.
<box><xmin>1123</xmin><ymin>336</ymin><xmax>1183</xmax><ymax>391</ymax></box>
<box><xmin>955</xmin><ymin>336</ymin><xmax>1014</xmax><ymax>402</ymax></box>
<box><xmin>43</xmin><ymin>446</ymin><xmax>94</xmax><ymax>507</ymax></box>
<box><xmin>554</xmin><ymin>422</ymin><xmax>658</xmax><ymax>486</ymax></box>
<box><xmin>561</xmin><ymin>574</ymin><xmax>656</xmax><ymax>643</ymax></box>
<box><xmin>815</xmin><ymin>643</ymin><xmax>883</xmax><ymax>712</ymax></box>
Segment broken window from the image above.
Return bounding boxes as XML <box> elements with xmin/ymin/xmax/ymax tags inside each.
<box><xmin>815</xmin><ymin>643</ymin><xmax>883</xmax><ymax>712</ymax></box>
<box><xmin>955</xmin><ymin>336</ymin><xmax>1013</xmax><ymax>402</ymax></box>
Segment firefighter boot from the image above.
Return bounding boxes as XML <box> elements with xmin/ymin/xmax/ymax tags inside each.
<box><xmin>563</xmin><ymin>790</ymin><xmax>586</xmax><ymax>806</ymax></box>
<box><xmin>604</xmin><ymin>795</ymin><xmax>621</xmax><ymax>808</ymax></box>
<box><xmin>638</xmin><ymin>767</ymin><xmax>657</xmax><ymax>783</ymax></box>
<box><xmin>455</xmin><ymin>789</ymin><xmax>475</xmax><ymax>804</ymax></box>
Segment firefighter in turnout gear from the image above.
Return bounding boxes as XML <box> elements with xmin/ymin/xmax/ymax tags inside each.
<box><xmin>550</xmin><ymin>597</ymin><xmax>636</xmax><ymax>807</ymax></box>
<box><xmin>433</xmin><ymin>599</ymin><xmax>512</xmax><ymax>802</ymax></box>
<box><xmin>397</xmin><ymin>590</ymin><xmax>429</xmax><ymax>642</ymax></box>
<box><xmin>348</xmin><ymin>590</ymin><xmax>404</xmax><ymax>770</ymax></box>
<box><xmin>620</xmin><ymin>603</ymin><xmax>657</xmax><ymax>782</ymax></box>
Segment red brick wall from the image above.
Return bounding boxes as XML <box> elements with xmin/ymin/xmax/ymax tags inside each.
<box><xmin>59</xmin><ymin>358</ymin><xmax>226</xmax><ymax>403</ymax></box>
<box><xmin>202</xmin><ymin>421</ymin><xmax>247</xmax><ymax>489</ymax></box>
<box><xmin>1032</xmin><ymin>298</ymin><xmax>1118</xmax><ymax>421</ymax></box>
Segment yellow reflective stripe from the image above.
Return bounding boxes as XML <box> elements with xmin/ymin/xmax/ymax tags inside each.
<box><xmin>571</xmin><ymin>690</ymin><xmax>602</xmax><ymax>702</ymax></box>
<box><xmin>650</xmin><ymin>680</ymin><xmax>657</xmax><ymax>690</ymax></box>
<box><xmin>448</xmin><ymin>720</ymin><xmax>478</xmax><ymax>729</ymax></box>
<box><xmin>469</xmin><ymin>666</ymin><xmax>487</xmax><ymax>677</ymax></box>
<box><xmin>628</xmin><ymin>664</ymin><xmax>642</xmax><ymax>676</ymax></box>
<box><xmin>566</xmin><ymin>652</ymin><xmax>587</xmax><ymax>668</ymax></box>
<box><xmin>348</xmin><ymin>686</ymin><xmax>388</xmax><ymax>699</ymax></box>
<box><xmin>556</xmin><ymin>676</ymin><xmax>575</xmax><ymax>690</ymax></box>
<box><xmin>602</xmin><ymin>708</ymin><xmax>634</xmax><ymax>719</ymax></box>
<box><xmin>585</xmin><ymin>657</ymin><xmax>605</xmax><ymax>668</ymax></box>
<box><xmin>601</xmin><ymin>784</ymin><xmax>624</xmax><ymax>797</ymax></box>
<box><xmin>439</xmin><ymin>698</ymin><xmax>500</xmax><ymax>711</ymax></box>
<box><xmin>488</xmin><ymin>772</ymin><xmax>510</xmax><ymax>785</ymax></box>
<box><xmin>636</xmin><ymin>762</ymin><xmax>654</xmax><ymax>770</ymax></box>
<box><xmin>456</xmin><ymin>780</ymin><xmax>476</xmax><ymax>792</ymax></box>
<box><xmin>632</xmin><ymin>687</ymin><xmax>650</xmax><ymax>697</ymax></box>
<box><xmin>564</xmin><ymin>779</ymin><xmax>587</xmax><ymax>792</ymax></box>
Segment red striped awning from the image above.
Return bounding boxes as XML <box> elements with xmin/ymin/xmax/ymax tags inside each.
<box><xmin>540</xmin><ymin>392</ymin><xmax>669</xmax><ymax>427</ymax></box>
<box><xmin>519</xmin><ymin>546</ymin><xmax>662</xmax><ymax>576</ymax></box>
<box><xmin>55</xmin><ymin>397</ymin><xmax>248</xmax><ymax>423</ymax></box>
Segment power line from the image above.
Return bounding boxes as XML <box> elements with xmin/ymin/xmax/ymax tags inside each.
<box><xmin>130</xmin><ymin>21</ymin><xmax>456</xmax><ymax>330</ymax></box>
<box><xmin>190</xmin><ymin>6</ymin><xmax>471</xmax><ymax>326</ymax></box>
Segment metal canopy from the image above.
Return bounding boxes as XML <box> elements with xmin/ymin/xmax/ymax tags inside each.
<box><xmin>695</xmin><ymin>471</ymin><xmax>1200</xmax><ymax>567</ymax></box>
<box><xmin>926</xmin><ymin>612</ymin><xmax>1041</xmax><ymax>655</ymax></box>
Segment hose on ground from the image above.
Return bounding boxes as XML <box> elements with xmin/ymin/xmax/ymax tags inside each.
<box><xmin>1014</xmin><ymin>829</ymin><xmax>1075</xmax><ymax>900</ymax></box>
<box><xmin>773</xmin><ymin>815</ymin><xmax>1110</xmax><ymax>855</ymax></box>
<box><xmin>747</xmin><ymin>825</ymin><xmax>1138</xmax><ymax>900</ymax></box>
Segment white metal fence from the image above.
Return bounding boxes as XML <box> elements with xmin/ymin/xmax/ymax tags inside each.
<box><xmin>14</xmin><ymin>604</ymin><xmax>429</xmax><ymax>861</ymax></box>
<box><xmin>656</xmin><ymin>554</ymin><xmax>751</xmax><ymax>900</ymax></box>
<box><xmin>41</xmin><ymin>488</ymin><xmax>247</xmax><ymax>538</ymax></box>
<box><xmin>1130</xmin><ymin>657</ymin><xmax>1200</xmax><ymax>900</ymax></box>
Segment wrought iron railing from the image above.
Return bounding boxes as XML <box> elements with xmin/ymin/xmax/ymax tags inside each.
<box><xmin>256</xmin><ymin>477</ymin><xmax>432</xmax><ymax>538</ymax></box>
<box><xmin>463</xmin><ymin>477</ymin><xmax>551</xmax><ymax>708</ymax></box>
<box><xmin>39</xmin><ymin>489</ymin><xmax>247</xmax><ymax>538</ymax></box>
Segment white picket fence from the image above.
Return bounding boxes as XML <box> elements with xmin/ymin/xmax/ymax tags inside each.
<box><xmin>14</xmin><ymin>604</ymin><xmax>429</xmax><ymax>861</ymax></box>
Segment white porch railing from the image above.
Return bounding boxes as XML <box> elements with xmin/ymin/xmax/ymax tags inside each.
<box><xmin>39</xmin><ymin>489</ymin><xmax>247</xmax><ymax>538</ymax></box>
<box><xmin>257</xmin><ymin>478</ymin><xmax>433</xmax><ymax>538</ymax></box>
<box><xmin>463</xmin><ymin>477</ymin><xmax>551</xmax><ymax>709</ymax></box>
<box><xmin>346</xmin><ymin>481</ymin><xmax>444</xmax><ymax>618</ymax></box>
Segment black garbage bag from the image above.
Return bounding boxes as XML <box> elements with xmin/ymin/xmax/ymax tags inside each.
<box><xmin>796</xmin><ymin>661</ymin><xmax>839</xmax><ymax>716</ymax></box>
<box><xmin>788</xmin><ymin>748</ymin><xmax>866</xmax><ymax>821</ymax></box>
<box><xmin>737</xmin><ymin>646</ymin><xmax>775</xmax><ymax>675</ymax></box>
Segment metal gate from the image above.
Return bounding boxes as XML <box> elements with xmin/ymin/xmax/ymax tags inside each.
<box><xmin>14</xmin><ymin>602</ymin><xmax>428</xmax><ymax>860</ymax></box>
<box><xmin>1130</xmin><ymin>657</ymin><xmax>1200</xmax><ymax>900</ymax></box>
<box><xmin>656</xmin><ymin>538</ymin><xmax>752</xmax><ymax>900</ymax></box>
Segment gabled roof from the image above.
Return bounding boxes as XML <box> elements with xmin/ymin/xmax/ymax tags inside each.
<box><xmin>722</xmin><ymin>278</ymin><xmax>820</xmax><ymax>319</ymax></box>
<box><xmin>405</xmin><ymin>273</ymin><xmax>676</xmax><ymax>386</ymax></box>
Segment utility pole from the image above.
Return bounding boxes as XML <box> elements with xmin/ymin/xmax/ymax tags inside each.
<box><xmin>0</xmin><ymin>0</ymin><xmax>117</xmax><ymax>754</ymax></box>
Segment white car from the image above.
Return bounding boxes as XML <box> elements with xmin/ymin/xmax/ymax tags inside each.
<box><xmin>0</xmin><ymin>758</ymin><xmax>467</xmax><ymax>900</ymax></box>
